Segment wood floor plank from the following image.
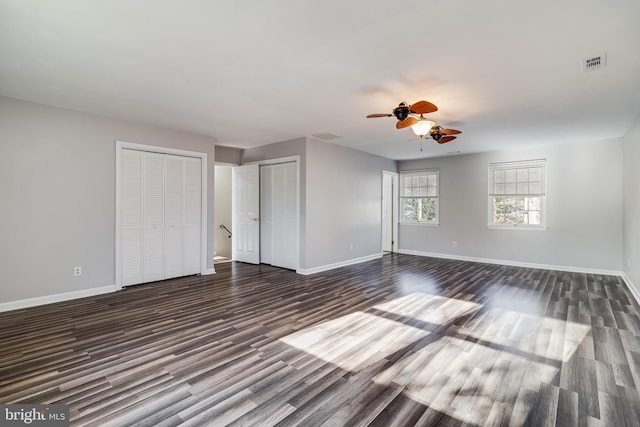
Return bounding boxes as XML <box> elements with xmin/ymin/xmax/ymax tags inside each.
<box><xmin>1</xmin><ymin>254</ymin><xmax>640</xmax><ymax>426</ymax></box>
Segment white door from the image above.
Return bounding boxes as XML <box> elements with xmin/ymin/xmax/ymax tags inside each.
<box><xmin>232</xmin><ymin>164</ymin><xmax>260</xmax><ymax>264</ymax></box>
<box><xmin>142</xmin><ymin>153</ymin><xmax>165</xmax><ymax>282</ymax></box>
<box><xmin>120</xmin><ymin>148</ymin><xmax>202</xmax><ymax>286</ymax></box>
<box><xmin>164</xmin><ymin>155</ymin><xmax>184</xmax><ymax>279</ymax></box>
<box><xmin>270</xmin><ymin>162</ymin><xmax>298</xmax><ymax>270</ymax></box>
<box><xmin>182</xmin><ymin>157</ymin><xmax>202</xmax><ymax>274</ymax></box>
<box><xmin>260</xmin><ymin>165</ymin><xmax>273</xmax><ymax>265</ymax></box>
<box><xmin>121</xmin><ymin>149</ymin><xmax>144</xmax><ymax>286</ymax></box>
<box><xmin>164</xmin><ymin>155</ymin><xmax>202</xmax><ymax>278</ymax></box>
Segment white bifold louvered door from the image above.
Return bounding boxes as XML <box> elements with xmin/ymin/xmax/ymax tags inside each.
<box><xmin>181</xmin><ymin>157</ymin><xmax>202</xmax><ymax>275</ymax></box>
<box><xmin>260</xmin><ymin>162</ymin><xmax>298</xmax><ymax>270</ymax></box>
<box><xmin>143</xmin><ymin>153</ymin><xmax>165</xmax><ymax>282</ymax></box>
<box><xmin>121</xmin><ymin>150</ymin><xmax>145</xmax><ymax>285</ymax></box>
<box><xmin>121</xmin><ymin>149</ymin><xmax>201</xmax><ymax>286</ymax></box>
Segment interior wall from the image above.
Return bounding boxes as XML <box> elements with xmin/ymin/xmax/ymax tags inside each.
<box><xmin>305</xmin><ymin>138</ymin><xmax>397</xmax><ymax>269</ymax></box>
<box><xmin>243</xmin><ymin>137</ymin><xmax>398</xmax><ymax>271</ymax></box>
<box><xmin>398</xmin><ymin>138</ymin><xmax>624</xmax><ymax>272</ymax></box>
<box><xmin>214</xmin><ymin>164</ymin><xmax>233</xmax><ymax>258</ymax></box>
<box><xmin>215</xmin><ymin>145</ymin><xmax>244</xmax><ymax>165</ymax></box>
<box><xmin>0</xmin><ymin>96</ymin><xmax>216</xmax><ymax>304</ymax></box>
<box><xmin>623</xmin><ymin>114</ymin><xmax>640</xmax><ymax>295</ymax></box>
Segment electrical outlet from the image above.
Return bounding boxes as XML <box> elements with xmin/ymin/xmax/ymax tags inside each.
<box><xmin>452</xmin><ymin>241</ymin><xmax>458</xmax><ymax>248</ymax></box>
<box><xmin>74</xmin><ymin>266</ymin><xmax>82</xmax><ymax>277</ymax></box>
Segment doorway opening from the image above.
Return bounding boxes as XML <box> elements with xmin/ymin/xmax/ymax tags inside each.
<box><xmin>214</xmin><ymin>163</ymin><xmax>234</xmax><ymax>264</ymax></box>
<box><xmin>382</xmin><ymin>170</ymin><xmax>399</xmax><ymax>254</ymax></box>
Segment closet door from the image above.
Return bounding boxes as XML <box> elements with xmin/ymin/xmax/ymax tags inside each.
<box><xmin>120</xmin><ymin>149</ymin><xmax>202</xmax><ymax>286</ymax></box>
<box><xmin>183</xmin><ymin>157</ymin><xmax>202</xmax><ymax>275</ymax></box>
<box><xmin>260</xmin><ymin>165</ymin><xmax>273</xmax><ymax>265</ymax></box>
<box><xmin>259</xmin><ymin>162</ymin><xmax>297</xmax><ymax>270</ymax></box>
<box><xmin>271</xmin><ymin>162</ymin><xmax>298</xmax><ymax>270</ymax></box>
<box><xmin>164</xmin><ymin>155</ymin><xmax>184</xmax><ymax>279</ymax></box>
<box><xmin>142</xmin><ymin>152</ymin><xmax>165</xmax><ymax>283</ymax></box>
<box><xmin>121</xmin><ymin>149</ymin><xmax>144</xmax><ymax>286</ymax></box>
<box><xmin>164</xmin><ymin>155</ymin><xmax>202</xmax><ymax>278</ymax></box>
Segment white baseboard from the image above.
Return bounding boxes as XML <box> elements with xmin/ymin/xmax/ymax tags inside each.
<box><xmin>297</xmin><ymin>253</ymin><xmax>383</xmax><ymax>275</ymax></box>
<box><xmin>4</xmin><ymin>257</ymin><xmax>636</xmax><ymax>313</ymax></box>
<box><xmin>202</xmin><ymin>268</ymin><xmax>216</xmax><ymax>275</ymax></box>
<box><xmin>0</xmin><ymin>284</ymin><xmax>120</xmax><ymax>313</ymax></box>
<box><xmin>398</xmin><ymin>249</ymin><xmax>624</xmax><ymax>277</ymax></box>
<box><xmin>622</xmin><ymin>273</ymin><xmax>640</xmax><ymax>306</ymax></box>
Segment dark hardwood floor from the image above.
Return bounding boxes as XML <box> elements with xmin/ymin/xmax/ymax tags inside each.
<box><xmin>1</xmin><ymin>254</ymin><xmax>640</xmax><ymax>426</ymax></box>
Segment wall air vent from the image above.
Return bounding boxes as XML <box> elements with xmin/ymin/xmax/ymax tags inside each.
<box><xmin>582</xmin><ymin>54</ymin><xmax>606</xmax><ymax>72</ymax></box>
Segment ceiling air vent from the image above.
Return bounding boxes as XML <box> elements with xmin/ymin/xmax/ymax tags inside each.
<box><xmin>311</xmin><ymin>133</ymin><xmax>340</xmax><ymax>140</ymax></box>
<box><xmin>582</xmin><ymin>54</ymin><xmax>606</xmax><ymax>72</ymax></box>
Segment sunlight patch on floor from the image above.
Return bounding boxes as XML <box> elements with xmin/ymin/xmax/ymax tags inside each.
<box><xmin>280</xmin><ymin>311</ymin><xmax>429</xmax><ymax>371</ymax></box>
<box><xmin>280</xmin><ymin>292</ymin><xmax>590</xmax><ymax>425</ymax></box>
<box><xmin>373</xmin><ymin>293</ymin><xmax>482</xmax><ymax>325</ymax></box>
<box><xmin>371</xmin><ymin>306</ymin><xmax>590</xmax><ymax>425</ymax></box>
<box><xmin>456</xmin><ymin>308</ymin><xmax>590</xmax><ymax>363</ymax></box>
<box><xmin>372</xmin><ymin>335</ymin><xmax>557</xmax><ymax>425</ymax></box>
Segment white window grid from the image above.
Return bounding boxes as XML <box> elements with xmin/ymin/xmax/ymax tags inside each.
<box><xmin>400</xmin><ymin>170</ymin><xmax>439</xmax><ymax>224</ymax></box>
<box><xmin>488</xmin><ymin>159</ymin><xmax>547</xmax><ymax>229</ymax></box>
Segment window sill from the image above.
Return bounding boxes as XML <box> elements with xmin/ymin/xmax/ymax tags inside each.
<box><xmin>487</xmin><ymin>224</ymin><xmax>547</xmax><ymax>231</ymax></box>
<box><xmin>400</xmin><ymin>222</ymin><xmax>440</xmax><ymax>226</ymax></box>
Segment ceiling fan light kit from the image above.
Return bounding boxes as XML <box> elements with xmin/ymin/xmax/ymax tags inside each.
<box><xmin>411</xmin><ymin>119</ymin><xmax>435</xmax><ymax>137</ymax></box>
<box><xmin>366</xmin><ymin>100</ymin><xmax>461</xmax><ymax>145</ymax></box>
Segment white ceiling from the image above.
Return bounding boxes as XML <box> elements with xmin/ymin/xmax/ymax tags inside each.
<box><xmin>1</xmin><ymin>0</ymin><xmax>639</xmax><ymax>160</ymax></box>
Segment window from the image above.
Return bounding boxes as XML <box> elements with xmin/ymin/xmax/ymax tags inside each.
<box><xmin>488</xmin><ymin>159</ymin><xmax>547</xmax><ymax>229</ymax></box>
<box><xmin>400</xmin><ymin>170</ymin><xmax>439</xmax><ymax>224</ymax></box>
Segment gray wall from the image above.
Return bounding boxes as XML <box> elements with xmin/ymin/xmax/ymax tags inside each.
<box><xmin>214</xmin><ymin>165</ymin><xmax>233</xmax><ymax>258</ymax></box>
<box><xmin>0</xmin><ymin>96</ymin><xmax>216</xmax><ymax>303</ymax></box>
<box><xmin>624</xmin><ymin>114</ymin><xmax>640</xmax><ymax>294</ymax></box>
<box><xmin>398</xmin><ymin>138</ymin><xmax>623</xmax><ymax>272</ymax></box>
<box><xmin>305</xmin><ymin>138</ymin><xmax>397</xmax><ymax>268</ymax></box>
<box><xmin>215</xmin><ymin>145</ymin><xmax>243</xmax><ymax>165</ymax></box>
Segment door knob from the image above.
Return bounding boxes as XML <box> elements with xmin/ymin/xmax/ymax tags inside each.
<box><xmin>251</xmin><ymin>217</ymin><xmax>259</xmax><ymax>222</ymax></box>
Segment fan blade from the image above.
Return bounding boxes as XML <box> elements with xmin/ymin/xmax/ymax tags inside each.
<box><xmin>409</xmin><ymin>100</ymin><xmax>438</xmax><ymax>115</ymax></box>
<box><xmin>437</xmin><ymin>136</ymin><xmax>457</xmax><ymax>144</ymax></box>
<box><xmin>367</xmin><ymin>113</ymin><xmax>393</xmax><ymax>118</ymax></box>
<box><xmin>439</xmin><ymin>128</ymin><xmax>462</xmax><ymax>135</ymax></box>
<box><xmin>396</xmin><ymin>117</ymin><xmax>418</xmax><ymax>129</ymax></box>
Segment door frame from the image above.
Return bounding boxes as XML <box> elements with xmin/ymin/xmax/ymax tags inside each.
<box><xmin>240</xmin><ymin>155</ymin><xmax>300</xmax><ymax>271</ymax></box>
<box><xmin>382</xmin><ymin>170</ymin><xmax>399</xmax><ymax>253</ymax></box>
<box><xmin>115</xmin><ymin>140</ymin><xmax>209</xmax><ymax>289</ymax></box>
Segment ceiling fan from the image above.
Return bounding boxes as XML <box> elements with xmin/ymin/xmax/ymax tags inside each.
<box><xmin>366</xmin><ymin>100</ymin><xmax>461</xmax><ymax>144</ymax></box>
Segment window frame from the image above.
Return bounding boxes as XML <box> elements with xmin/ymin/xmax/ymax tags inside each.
<box><xmin>487</xmin><ymin>159</ymin><xmax>547</xmax><ymax>230</ymax></box>
<box><xmin>399</xmin><ymin>169</ymin><xmax>440</xmax><ymax>225</ymax></box>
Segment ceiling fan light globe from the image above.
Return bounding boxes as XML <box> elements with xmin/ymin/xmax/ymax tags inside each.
<box><xmin>411</xmin><ymin>119</ymin><xmax>435</xmax><ymax>137</ymax></box>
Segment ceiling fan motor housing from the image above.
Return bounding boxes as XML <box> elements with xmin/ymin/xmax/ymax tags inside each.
<box><xmin>393</xmin><ymin>104</ymin><xmax>410</xmax><ymax>121</ymax></box>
